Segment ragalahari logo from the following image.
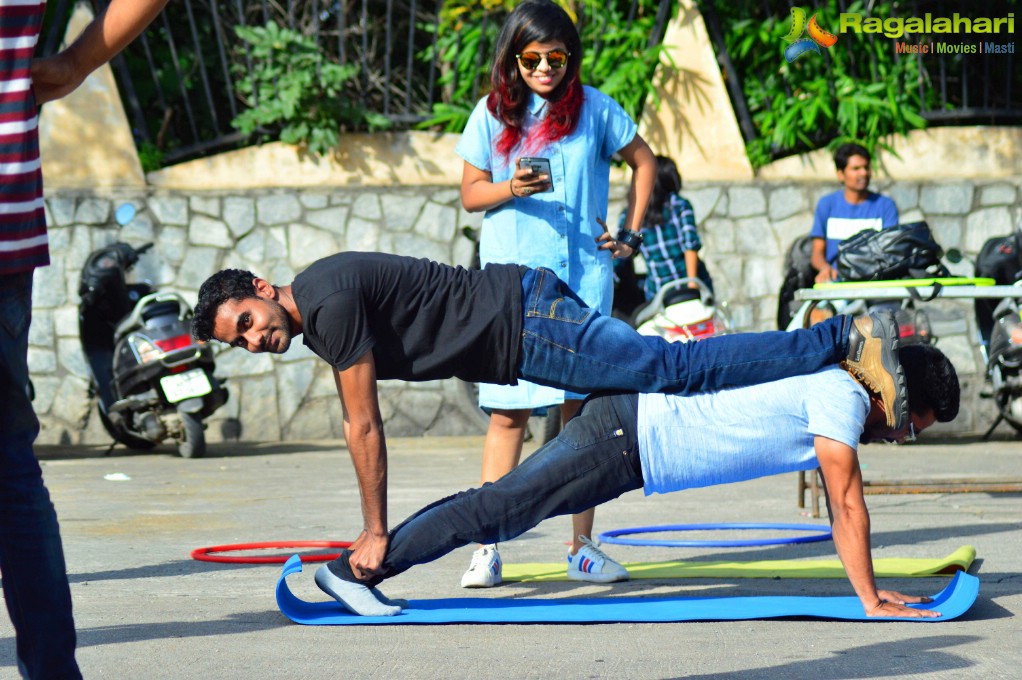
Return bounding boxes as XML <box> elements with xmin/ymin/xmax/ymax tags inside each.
<box><xmin>783</xmin><ymin>7</ymin><xmax>838</xmax><ymax>62</ymax></box>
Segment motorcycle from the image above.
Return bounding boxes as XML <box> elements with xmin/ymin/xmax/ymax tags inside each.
<box><xmin>78</xmin><ymin>241</ymin><xmax>228</xmax><ymax>457</ymax></box>
<box><xmin>985</xmin><ymin>289</ymin><xmax>1022</xmax><ymax>435</ymax></box>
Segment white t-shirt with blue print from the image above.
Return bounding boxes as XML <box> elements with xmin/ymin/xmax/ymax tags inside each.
<box><xmin>810</xmin><ymin>190</ymin><xmax>899</xmax><ymax>266</ymax></box>
<box><xmin>637</xmin><ymin>367</ymin><xmax>870</xmax><ymax>495</ymax></box>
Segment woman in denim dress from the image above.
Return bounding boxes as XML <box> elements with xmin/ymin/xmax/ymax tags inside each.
<box><xmin>455</xmin><ymin>0</ymin><xmax>656</xmax><ymax>588</ymax></box>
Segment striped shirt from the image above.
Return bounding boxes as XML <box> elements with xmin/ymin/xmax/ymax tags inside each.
<box><xmin>1</xmin><ymin>0</ymin><xmax>48</xmax><ymax>275</ymax></box>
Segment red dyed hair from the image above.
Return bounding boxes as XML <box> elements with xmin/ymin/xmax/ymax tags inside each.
<box><xmin>485</xmin><ymin>1</ymin><xmax>584</xmax><ymax>165</ymax></box>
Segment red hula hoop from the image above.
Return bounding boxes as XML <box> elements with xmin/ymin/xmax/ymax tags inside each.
<box><xmin>190</xmin><ymin>540</ymin><xmax>352</xmax><ymax>564</ymax></box>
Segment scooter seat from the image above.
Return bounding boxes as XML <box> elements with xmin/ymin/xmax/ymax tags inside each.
<box><xmin>663</xmin><ymin>287</ymin><xmax>701</xmax><ymax>306</ymax></box>
<box><xmin>141</xmin><ymin>301</ymin><xmax>182</xmax><ymax>322</ymax></box>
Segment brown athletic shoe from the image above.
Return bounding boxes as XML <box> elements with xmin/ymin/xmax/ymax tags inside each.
<box><xmin>842</xmin><ymin>310</ymin><xmax>908</xmax><ymax>430</ymax></box>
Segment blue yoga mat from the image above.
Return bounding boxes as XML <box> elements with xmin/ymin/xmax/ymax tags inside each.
<box><xmin>275</xmin><ymin>555</ymin><xmax>979</xmax><ymax>625</ymax></box>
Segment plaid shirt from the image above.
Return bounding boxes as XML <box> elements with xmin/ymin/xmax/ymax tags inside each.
<box><xmin>1</xmin><ymin>0</ymin><xmax>49</xmax><ymax>276</ymax></box>
<box><xmin>638</xmin><ymin>193</ymin><xmax>702</xmax><ymax>301</ymax></box>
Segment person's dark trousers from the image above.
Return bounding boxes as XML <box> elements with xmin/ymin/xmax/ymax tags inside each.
<box><xmin>0</xmin><ymin>273</ymin><xmax>81</xmax><ymax>679</ymax></box>
<box><xmin>328</xmin><ymin>393</ymin><xmax>644</xmax><ymax>587</ymax></box>
<box><xmin>517</xmin><ymin>267</ymin><xmax>852</xmax><ymax>395</ymax></box>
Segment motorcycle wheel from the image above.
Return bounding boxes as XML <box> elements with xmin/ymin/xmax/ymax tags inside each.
<box><xmin>177</xmin><ymin>409</ymin><xmax>207</xmax><ymax>459</ymax></box>
<box><xmin>98</xmin><ymin>407</ymin><xmax>157</xmax><ymax>450</ymax></box>
<box><xmin>998</xmin><ymin>400</ymin><xmax>1022</xmax><ymax>435</ymax></box>
<box><xmin>989</xmin><ymin>365</ymin><xmax>1022</xmax><ymax>434</ymax></box>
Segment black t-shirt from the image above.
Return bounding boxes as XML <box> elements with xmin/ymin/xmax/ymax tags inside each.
<box><xmin>291</xmin><ymin>252</ymin><xmax>523</xmax><ymax>383</ymax></box>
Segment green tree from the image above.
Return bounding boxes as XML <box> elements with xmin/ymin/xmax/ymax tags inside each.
<box><xmin>231</xmin><ymin>22</ymin><xmax>390</xmax><ymax>158</ymax></box>
<box><xmin>699</xmin><ymin>0</ymin><xmax>934</xmax><ymax>167</ymax></box>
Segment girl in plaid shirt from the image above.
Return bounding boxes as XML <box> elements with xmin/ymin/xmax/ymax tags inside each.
<box><xmin>622</xmin><ymin>155</ymin><xmax>714</xmax><ymax>301</ymax></box>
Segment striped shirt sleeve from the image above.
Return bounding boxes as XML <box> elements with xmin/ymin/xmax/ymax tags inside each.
<box><xmin>0</xmin><ymin>0</ymin><xmax>49</xmax><ymax>275</ymax></box>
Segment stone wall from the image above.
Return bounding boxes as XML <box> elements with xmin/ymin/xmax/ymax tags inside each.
<box><xmin>33</xmin><ymin>177</ymin><xmax>1021</xmax><ymax>445</ymax></box>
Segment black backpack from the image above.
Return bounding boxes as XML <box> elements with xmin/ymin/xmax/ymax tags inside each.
<box><xmin>974</xmin><ymin>229</ymin><xmax>1022</xmax><ymax>345</ymax></box>
<box><xmin>835</xmin><ymin>221</ymin><xmax>949</xmax><ymax>282</ymax></box>
<box><xmin>776</xmin><ymin>234</ymin><xmax>818</xmax><ymax>329</ymax></box>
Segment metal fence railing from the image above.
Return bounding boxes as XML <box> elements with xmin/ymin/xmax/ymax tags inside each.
<box><xmin>38</xmin><ymin>0</ymin><xmax>675</xmax><ymax>167</ymax></box>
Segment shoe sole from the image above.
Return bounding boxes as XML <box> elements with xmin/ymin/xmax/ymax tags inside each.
<box><xmin>852</xmin><ymin>310</ymin><xmax>908</xmax><ymax>431</ymax></box>
<box><xmin>460</xmin><ymin>577</ymin><xmax>502</xmax><ymax>588</ymax></box>
<box><xmin>874</xmin><ymin>310</ymin><xmax>909</xmax><ymax>431</ymax></box>
<box><xmin>567</xmin><ymin>570</ymin><xmax>629</xmax><ymax>584</ymax></box>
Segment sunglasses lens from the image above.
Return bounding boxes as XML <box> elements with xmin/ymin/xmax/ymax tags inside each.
<box><xmin>518</xmin><ymin>52</ymin><xmax>542</xmax><ymax>69</ymax></box>
<box><xmin>547</xmin><ymin>50</ymin><xmax>568</xmax><ymax>68</ymax></box>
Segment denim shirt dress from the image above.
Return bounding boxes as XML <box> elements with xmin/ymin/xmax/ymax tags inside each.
<box><xmin>456</xmin><ymin>86</ymin><xmax>637</xmax><ymax>410</ymax></box>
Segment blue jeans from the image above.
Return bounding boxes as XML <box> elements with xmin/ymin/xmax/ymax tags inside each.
<box><xmin>329</xmin><ymin>392</ymin><xmax>643</xmax><ymax>586</ymax></box>
<box><xmin>517</xmin><ymin>267</ymin><xmax>851</xmax><ymax>395</ymax></box>
<box><xmin>0</xmin><ymin>273</ymin><xmax>81</xmax><ymax>679</ymax></box>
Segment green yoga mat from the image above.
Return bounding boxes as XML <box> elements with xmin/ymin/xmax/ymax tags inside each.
<box><xmin>502</xmin><ymin>545</ymin><xmax>975</xmax><ymax>582</ymax></box>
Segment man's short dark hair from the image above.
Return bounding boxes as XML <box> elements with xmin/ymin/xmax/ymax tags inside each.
<box><xmin>192</xmin><ymin>269</ymin><xmax>259</xmax><ymax>342</ymax></box>
<box><xmin>901</xmin><ymin>344</ymin><xmax>960</xmax><ymax>423</ymax></box>
<box><xmin>833</xmin><ymin>143</ymin><xmax>871</xmax><ymax>172</ymax></box>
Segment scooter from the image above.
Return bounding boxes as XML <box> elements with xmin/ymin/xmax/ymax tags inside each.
<box><xmin>632</xmin><ymin>277</ymin><xmax>732</xmax><ymax>343</ymax></box>
<box><xmin>983</xmin><ymin>286</ymin><xmax>1022</xmax><ymax>437</ymax></box>
<box><xmin>78</xmin><ymin>241</ymin><xmax>228</xmax><ymax>457</ymax></box>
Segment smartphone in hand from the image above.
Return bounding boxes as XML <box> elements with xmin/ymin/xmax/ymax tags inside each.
<box><xmin>519</xmin><ymin>157</ymin><xmax>554</xmax><ymax>193</ymax></box>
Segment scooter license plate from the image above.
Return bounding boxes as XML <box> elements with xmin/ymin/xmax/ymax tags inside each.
<box><xmin>160</xmin><ymin>369</ymin><xmax>212</xmax><ymax>403</ymax></box>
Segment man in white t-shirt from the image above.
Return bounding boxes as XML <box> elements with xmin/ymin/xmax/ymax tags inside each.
<box><xmin>314</xmin><ymin>344</ymin><xmax>959</xmax><ymax>619</ymax></box>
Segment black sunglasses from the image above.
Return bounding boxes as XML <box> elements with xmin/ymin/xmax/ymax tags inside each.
<box><xmin>515</xmin><ymin>49</ymin><xmax>571</xmax><ymax>70</ymax></box>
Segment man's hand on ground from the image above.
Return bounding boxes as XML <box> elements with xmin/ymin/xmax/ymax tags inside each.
<box><xmin>866</xmin><ymin>590</ymin><xmax>939</xmax><ymax>618</ymax></box>
<box><xmin>348</xmin><ymin>530</ymin><xmax>389</xmax><ymax>580</ymax></box>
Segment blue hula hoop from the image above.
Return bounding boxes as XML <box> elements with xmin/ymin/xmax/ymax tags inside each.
<box><xmin>597</xmin><ymin>523</ymin><xmax>833</xmax><ymax>548</ymax></box>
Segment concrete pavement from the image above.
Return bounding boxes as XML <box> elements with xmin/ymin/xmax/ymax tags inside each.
<box><xmin>3</xmin><ymin>433</ymin><xmax>1020</xmax><ymax>679</ymax></box>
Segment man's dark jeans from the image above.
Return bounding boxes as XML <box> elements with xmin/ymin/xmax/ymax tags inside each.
<box><xmin>328</xmin><ymin>393</ymin><xmax>644</xmax><ymax>586</ymax></box>
<box><xmin>517</xmin><ymin>267</ymin><xmax>852</xmax><ymax>395</ymax></box>
<box><xmin>0</xmin><ymin>272</ymin><xmax>81</xmax><ymax>679</ymax></box>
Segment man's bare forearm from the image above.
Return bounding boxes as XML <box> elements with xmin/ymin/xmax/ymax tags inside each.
<box><xmin>829</xmin><ymin>503</ymin><xmax>881</xmax><ymax>609</ymax></box>
<box><xmin>346</xmin><ymin>423</ymin><xmax>388</xmax><ymax>537</ymax></box>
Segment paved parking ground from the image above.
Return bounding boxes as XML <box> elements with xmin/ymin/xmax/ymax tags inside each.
<box><xmin>2</xmin><ymin>433</ymin><xmax>1020</xmax><ymax>679</ymax></box>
